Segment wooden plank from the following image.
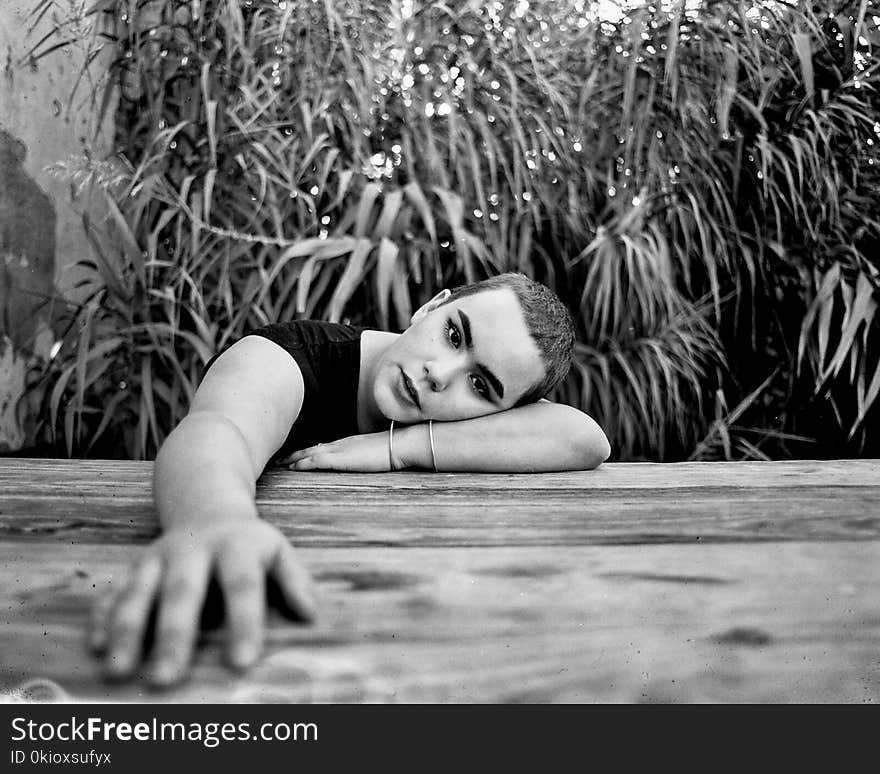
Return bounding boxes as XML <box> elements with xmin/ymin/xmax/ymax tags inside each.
<box><xmin>5</xmin><ymin>488</ymin><xmax>878</xmax><ymax>545</ymax></box>
<box><xmin>2</xmin><ymin>458</ymin><xmax>879</xmax><ymax>491</ymax></box>
<box><xmin>2</xmin><ymin>459</ymin><xmax>880</xmax><ymax>545</ymax></box>
<box><xmin>1</xmin><ymin>540</ymin><xmax>878</xmax><ymax>703</ymax></box>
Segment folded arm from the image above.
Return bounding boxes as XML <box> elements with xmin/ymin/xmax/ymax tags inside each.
<box><xmin>287</xmin><ymin>400</ymin><xmax>610</xmax><ymax>473</ymax></box>
<box><xmin>400</xmin><ymin>400</ymin><xmax>610</xmax><ymax>472</ymax></box>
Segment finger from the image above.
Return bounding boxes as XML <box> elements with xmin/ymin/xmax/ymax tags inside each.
<box><xmin>282</xmin><ymin>447</ymin><xmax>320</xmax><ymax>467</ymax></box>
<box><xmin>286</xmin><ymin>442</ymin><xmax>330</xmax><ymax>461</ymax></box>
<box><xmin>290</xmin><ymin>455</ymin><xmax>317</xmax><ymax>471</ymax></box>
<box><xmin>147</xmin><ymin>549</ymin><xmax>212</xmax><ymax>687</ymax></box>
<box><xmin>103</xmin><ymin>555</ymin><xmax>163</xmax><ymax>678</ymax></box>
<box><xmin>216</xmin><ymin>545</ymin><xmax>266</xmax><ymax>670</ymax></box>
<box><xmin>270</xmin><ymin>540</ymin><xmax>317</xmax><ymax>622</ymax></box>
<box><xmin>292</xmin><ymin>449</ymin><xmax>336</xmax><ymax>470</ymax></box>
<box><xmin>88</xmin><ymin>589</ymin><xmax>116</xmax><ymax>655</ymax></box>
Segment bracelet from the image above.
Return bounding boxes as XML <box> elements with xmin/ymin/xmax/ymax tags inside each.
<box><xmin>428</xmin><ymin>420</ymin><xmax>438</xmax><ymax>473</ymax></box>
<box><xmin>388</xmin><ymin>420</ymin><xmax>396</xmax><ymax>471</ymax></box>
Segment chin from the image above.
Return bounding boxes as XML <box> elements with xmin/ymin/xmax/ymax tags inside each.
<box><xmin>373</xmin><ymin>381</ymin><xmax>407</xmax><ymax>423</ymax></box>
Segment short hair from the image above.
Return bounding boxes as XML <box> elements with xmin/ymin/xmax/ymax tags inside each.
<box><xmin>443</xmin><ymin>273</ymin><xmax>575</xmax><ymax>405</ymax></box>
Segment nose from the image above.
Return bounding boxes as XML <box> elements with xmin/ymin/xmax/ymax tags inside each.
<box><xmin>424</xmin><ymin>357</ymin><xmax>461</xmax><ymax>392</ymax></box>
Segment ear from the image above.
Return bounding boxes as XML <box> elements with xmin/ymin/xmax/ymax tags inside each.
<box><xmin>410</xmin><ymin>288</ymin><xmax>451</xmax><ymax>325</ymax></box>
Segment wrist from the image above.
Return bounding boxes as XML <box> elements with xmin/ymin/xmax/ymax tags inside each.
<box><xmin>393</xmin><ymin>423</ymin><xmax>432</xmax><ymax>470</ymax></box>
<box><xmin>156</xmin><ymin>488</ymin><xmax>259</xmax><ymax>530</ymax></box>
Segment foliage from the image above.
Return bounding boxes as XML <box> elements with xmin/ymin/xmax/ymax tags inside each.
<box><xmin>24</xmin><ymin>0</ymin><xmax>880</xmax><ymax>461</ymax></box>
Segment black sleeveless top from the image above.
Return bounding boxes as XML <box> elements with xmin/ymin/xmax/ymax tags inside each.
<box><xmin>205</xmin><ymin>321</ymin><xmax>368</xmax><ymax>460</ymax></box>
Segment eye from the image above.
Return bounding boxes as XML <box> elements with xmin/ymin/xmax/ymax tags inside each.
<box><xmin>469</xmin><ymin>373</ymin><xmax>490</xmax><ymax>400</ymax></box>
<box><xmin>445</xmin><ymin>319</ymin><xmax>462</xmax><ymax>348</ymax></box>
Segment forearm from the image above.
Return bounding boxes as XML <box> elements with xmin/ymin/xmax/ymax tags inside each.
<box><xmin>97</xmin><ymin>339</ymin><xmax>312</xmax><ymax>688</ymax></box>
<box><xmin>395</xmin><ymin>402</ymin><xmax>611</xmax><ymax>472</ymax></box>
<box><xmin>153</xmin><ymin>411</ymin><xmax>262</xmax><ymax>530</ymax></box>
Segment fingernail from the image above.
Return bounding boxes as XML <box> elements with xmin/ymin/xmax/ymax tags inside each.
<box><xmin>299</xmin><ymin>592</ymin><xmax>318</xmax><ymax>621</ymax></box>
<box><xmin>106</xmin><ymin>649</ymin><xmax>133</xmax><ymax>676</ymax></box>
<box><xmin>149</xmin><ymin>661</ymin><xmax>179</xmax><ymax>685</ymax></box>
<box><xmin>231</xmin><ymin>643</ymin><xmax>257</xmax><ymax>669</ymax></box>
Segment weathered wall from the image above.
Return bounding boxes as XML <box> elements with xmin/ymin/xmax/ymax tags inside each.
<box><xmin>0</xmin><ymin>1</ymin><xmax>115</xmax><ymax>451</ymax></box>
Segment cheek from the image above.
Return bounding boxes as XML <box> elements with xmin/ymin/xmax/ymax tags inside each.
<box><xmin>430</xmin><ymin>386</ymin><xmax>491</xmax><ymax>421</ymax></box>
<box><xmin>369</xmin><ymin>365</ymin><xmax>393</xmax><ymax>413</ymax></box>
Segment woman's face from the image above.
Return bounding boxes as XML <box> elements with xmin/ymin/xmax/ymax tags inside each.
<box><xmin>371</xmin><ymin>287</ymin><xmax>546</xmax><ymax>423</ymax></box>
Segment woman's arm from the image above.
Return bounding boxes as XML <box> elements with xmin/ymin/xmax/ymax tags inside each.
<box><xmin>286</xmin><ymin>401</ymin><xmax>610</xmax><ymax>473</ymax></box>
<box><xmin>399</xmin><ymin>400</ymin><xmax>610</xmax><ymax>472</ymax></box>
<box><xmin>92</xmin><ymin>336</ymin><xmax>316</xmax><ymax>686</ymax></box>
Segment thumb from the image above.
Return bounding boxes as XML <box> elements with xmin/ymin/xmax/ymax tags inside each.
<box><xmin>267</xmin><ymin>539</ymin><xmax>318</xmax><ymax>622</ymax></box>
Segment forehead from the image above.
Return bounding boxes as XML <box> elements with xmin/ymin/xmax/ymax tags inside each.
<box><xmin>444</xmin><ymin>288</ymin><xmax>545</xmax><ymax>399</ymax></box>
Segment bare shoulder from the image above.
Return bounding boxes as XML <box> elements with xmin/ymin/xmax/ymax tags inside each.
<box><xmin>189</xmin><ymin>335</ymin><xmax>306</xmax><ymax>457</ymax></box>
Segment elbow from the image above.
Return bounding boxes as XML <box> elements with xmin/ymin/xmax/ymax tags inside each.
<box><xmin>528</xmin><ymin>403</ymin><xmax>611</xmax><ymax>471</ymax></box>
<box><xmin>579</xmin><ymin>435</ymin><xmax>611</xmax><ymax>471</ymax></box>
<box><xmin>572</xmin><ymin>418</ymin><xmax>611</xmax><ymax>471</ymax></box>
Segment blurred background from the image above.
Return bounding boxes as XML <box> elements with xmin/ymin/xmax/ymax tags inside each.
<box><xmin>1</xmin><ymin>0</ymin><xmax>878</xmax><ymax>463</ymax></box>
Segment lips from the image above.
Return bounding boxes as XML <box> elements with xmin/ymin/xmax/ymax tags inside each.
<box><xmin>400</xmin><ymin>369</ymin><xmax>421</xmax><ymax>409</ymax></box>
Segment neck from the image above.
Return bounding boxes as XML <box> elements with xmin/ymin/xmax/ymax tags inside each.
<box><xmin>357</xmin><ymin>329</ymin><xmax>399</xmax><ymax>432</ymax></box>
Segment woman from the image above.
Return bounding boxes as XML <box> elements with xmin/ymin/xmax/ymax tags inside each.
<box><xmin>91</xmin><ymin>273</ymin><xmax>611</xmax><ymax>685</ymax></box>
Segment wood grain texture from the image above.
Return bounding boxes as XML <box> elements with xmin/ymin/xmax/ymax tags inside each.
<box><xmin>1</xmin><ymin>457</ymin><xmax>878</xmax><ymax>703</ymax></box>
<box><xmin>1</xmin><ymin>540</ymin><xmax>878</xmax><ymax>703</ymax></box>
<box><xmin>2</xmin><ymin>458</ymin><xmax>879</xmax><ymax>545</ymax></box>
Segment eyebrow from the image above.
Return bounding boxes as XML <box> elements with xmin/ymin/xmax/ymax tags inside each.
<box><xmin>457</xmin><ymin>309</ymin><xmax>505</xmax><ymax>400</ymax></box>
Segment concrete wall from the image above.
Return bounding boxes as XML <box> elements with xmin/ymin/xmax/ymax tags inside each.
<box><xmin>0</xmin><ymin>1</ymin><xmax>115</xmax><ymax>451</ymax></box>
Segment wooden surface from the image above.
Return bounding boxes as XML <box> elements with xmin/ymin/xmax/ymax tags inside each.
<box><xmin>1</xmin><ymin>458</ymin><xmax>878</xmax><ymax>703</ymax></box>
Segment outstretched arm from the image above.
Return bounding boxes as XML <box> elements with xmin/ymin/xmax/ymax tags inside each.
<box><xmin>286</xmin><ymin>400</ymin><xmax>610</xmax><ymax>473</ymax></box>
<box><xmin>91</xmin><ymin>336</ymin><xmax>316</xmax><ymax>686</ymax></box>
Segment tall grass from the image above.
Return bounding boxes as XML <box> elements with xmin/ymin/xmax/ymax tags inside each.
<box><xmin>26</xmin><ymin>0</ymin><xmax>880</xmax><ymax>460</ymax></box>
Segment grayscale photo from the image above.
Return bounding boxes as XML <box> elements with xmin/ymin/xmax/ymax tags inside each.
<box><xmin>0</xmin><ymin>0</ymin><xmax>878</xmax><ymax>721</ymax></box>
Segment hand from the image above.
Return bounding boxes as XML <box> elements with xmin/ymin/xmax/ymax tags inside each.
<box><xmin>89</xmin><ymin>520</ymin><xmax>316</xmax><ymax>687</ymax></box>
<box><xmin>282</xmin><ymin>430</ymin><xmax>396</xmax><ymax>472</ymax></box>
